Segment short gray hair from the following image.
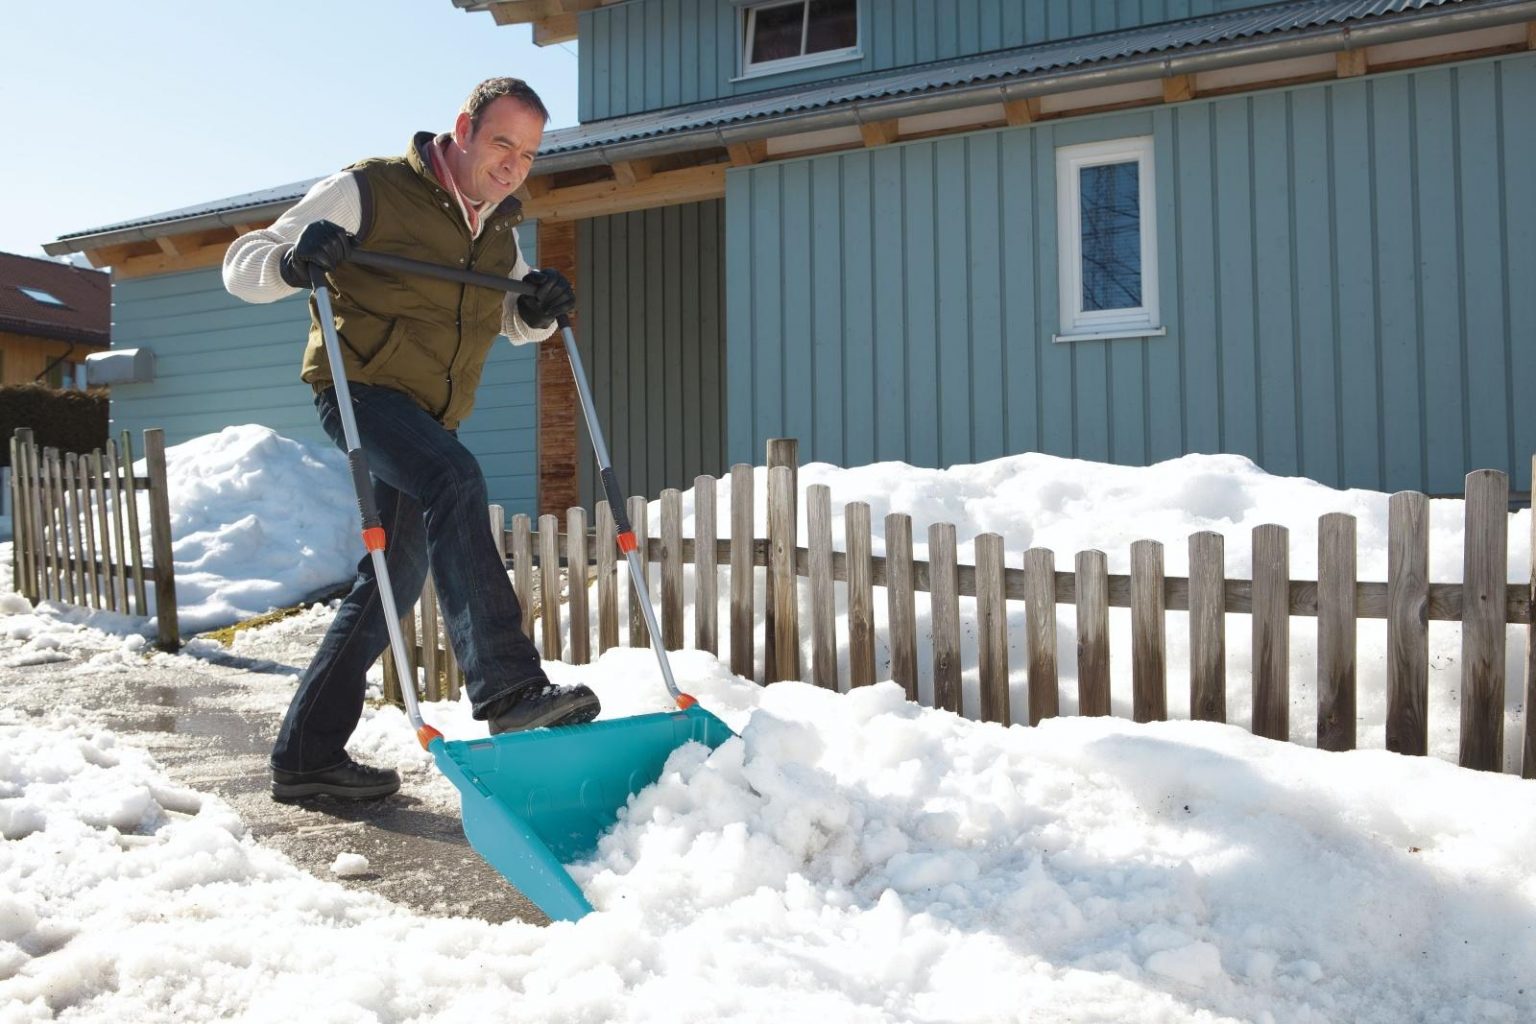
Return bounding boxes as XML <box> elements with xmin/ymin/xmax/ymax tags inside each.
<box><xmin>462</xmin><ymin>77</ymin><xmax>551</xmax><ymax>133</ymax></box>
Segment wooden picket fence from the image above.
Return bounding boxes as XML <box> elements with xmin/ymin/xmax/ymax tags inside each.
<box><xmin>7</xmin><ymin>427</ymin><xmax>180</xmax><ymax>650</ymax></box>
<box><xmin>383</xmin><ymin>439</ymin><xmax>1535</xmax><ymax>779</ymax></box>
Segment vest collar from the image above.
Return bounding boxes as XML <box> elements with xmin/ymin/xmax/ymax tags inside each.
<box><xmin>407</xmin><ymin>131</ymin><xmax>524</xmax><ymax>225</ymax></box>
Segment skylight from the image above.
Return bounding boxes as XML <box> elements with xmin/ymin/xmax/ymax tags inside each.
<box><xmin>19</xmin><ymin>287</ymin><xmax>67</xmax><ymax>307</ymax></box>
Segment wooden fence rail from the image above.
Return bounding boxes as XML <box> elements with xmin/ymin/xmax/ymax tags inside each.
<box><xmin>8</xmin><ymin>427</ymin><xmax>180</xmax><ymax>650</ymax></box>
<box><xmin>379</xmin><ymin>440</ymin><xmax>1535</xmax><ymax>779</ymax></box>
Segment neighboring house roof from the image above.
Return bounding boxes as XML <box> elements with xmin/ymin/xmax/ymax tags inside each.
<box><xmin>0</xmin><ymin>251</ymin><xmax>110</xmax><ymax>346</ymax></box>
<box><xmin>44</xmin><ymin>0</ymin><xmax>1533</xmax><ymax>254</ymax></box>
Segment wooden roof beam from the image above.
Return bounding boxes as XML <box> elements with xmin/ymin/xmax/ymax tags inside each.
<box><xmin>523</xmin><ymin>163</ymin><xmax>726</xmax><ymax>222</ymax></box>
<box><xmin>859</xmin><ymin>118</ymin><xmax>899</xmax><ymax>147</ymax></box>
<box><xmin>1003</xmin><ymin>97</ymin><xmax>1040</xmax><ymax>126</ymax></box>
<box><xmin>611</xmin><ymin>158</ymin><xmax>655</xmax><ymax>187</ymax></box>
<box><xmin>727</xmin><ymin>139</ymin><xmax>768</xmax><ymax>166</ymax></box>
<box><xmin>1336</xmin><ymin>48</ymin><xmax>1370</xmax><ymax>77</ymax></box>
<box><xmin>1162</xmin><ymin>74</ymin><xmax>1196</xmax><ymax>103</ymax></box>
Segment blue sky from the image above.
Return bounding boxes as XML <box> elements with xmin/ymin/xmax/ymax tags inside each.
<box><xmin>1</xmin><ymin>2</ymin><xmax>580</xmax><ymax>258</ymax></box>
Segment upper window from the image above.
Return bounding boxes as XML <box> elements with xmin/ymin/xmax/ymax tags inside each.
<box><xmin>19</xmin><ymin>287</ymin><xmax>67</xmax><ymax>307</ymax></box>
<box><xmin>1055</xmin><ymin>137</ymin><xmax>1163</xmax><ymax>341</ymax></box>
<box><xmin>740</xmin><ymin>0</ymin><xmax>858</xmax><ymax>77</ymax></box>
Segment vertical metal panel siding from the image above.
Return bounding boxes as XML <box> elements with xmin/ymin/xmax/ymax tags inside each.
<box><xmin>108</xmin><ymin>263</ymin><xmax>540</xmax><ymax>519</ymax></box>
<box><xmin>727</xmin><ymin>54</ymin><xmax>1536</xmax><ymax>494</ymax></box>
<box><xmin>576</xmin><ymin>201</ymin><xmax>728</xmax><ymax>506</ymax></box>
<box><xmin>579</xmin><ymin>0</ymin><xmax>1278</xmax><ymax>120</ymax></box>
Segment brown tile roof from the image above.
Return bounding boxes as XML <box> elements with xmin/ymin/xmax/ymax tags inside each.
<box><xmin>0</xmin><ymin>251</ymin><xmax>109</xmax><ymax>346</ymax></box>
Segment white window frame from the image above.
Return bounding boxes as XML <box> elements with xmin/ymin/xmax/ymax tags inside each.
<box><xmin>736</xmin><ymin>0</ymin><xmax>861</xmax><ymax>79</ymax></box>
<box><xmin>1054</xmin><ymin>136</ymin><xmax>1164</xmax><ymax>343</ymax></box>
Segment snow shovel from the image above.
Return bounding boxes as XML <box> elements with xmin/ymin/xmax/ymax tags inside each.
<box><xmin>309</xmin><ymin>252</ymin><xmax>735</xmax><ymax>922</ymax></box>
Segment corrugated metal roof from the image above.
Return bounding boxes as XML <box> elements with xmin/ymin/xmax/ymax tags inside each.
<box><xmin>50</xmin><ymin>0</ymin><xmax>1514</xmax><ymax>248</ymax></box>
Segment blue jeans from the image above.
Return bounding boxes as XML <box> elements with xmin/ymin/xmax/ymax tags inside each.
<box><xmin>271</xmin><ymin>384</ymin><xmax>547</xmax><ymax>772</ymax></box>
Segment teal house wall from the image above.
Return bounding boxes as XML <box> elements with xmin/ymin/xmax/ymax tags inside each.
<box><xmin>725</xmin><ymin>53</ymin><xmax>1536</xmax><ymax>495</ymax></box>
<box><xmin>106</xmin><ymin>227</ymin><xmax>546</xmax><ymax>518</ymax></box>
<box><xmin>580</xmin><ymin>0</ymin><xmax>1283</xmax><ymax>120</ymax></box>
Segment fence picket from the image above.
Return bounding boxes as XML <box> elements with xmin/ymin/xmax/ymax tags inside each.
<box><xmin>1189</xmin><ymin>531</ymin><xmax>1227</xmax><ymax>722</ymax></box>
<box><xmin>512</xmin><ymin>514</ymin><xmax>533</xmax><ymax>640</ymax></box>
<box><xmin>1526</xmin><ymin>458</ymin><xmax>1536</xmax><ymax>779</ymax></box>
<box><xmin>91</xmin><ymin>452</ymin><xmax>112</xmax><ymax>610</ymax></box>
<box><xmin>1075</xmin><ymin>549</ymin><xmax>1110</xmax><ymax>716</ymax></box>
<box><xmin>73</xmin><ymin>453</ymin><xmax>95</xmax><ymax>606</ymax></box>
<box><xmin>1131</xmin><ymin>539</ymin><xmax>1167</xmax><ymax>723</ymax></box>
<box><xmin>421</xmin><ymin>574</ymin><xmax>441</xmax><ymax>700</ymax></box>
<box><xmin>768</xmin><ymin>466</ymin><xmax>799</xmax><ymax>682</ymax></box>
<box><xmin>807</xmin><ymin>485</ymin><xmax>836</xmax><ymax>689</ymax></box>
<box><xmin>568</xmin><ymin>507</ymin><xmax>590</xmax><ymax>665</ymax></box>
<box><xmin>64</xmin><ymin>453</ymin><xmax>84</xmax><ymax>602</ymax></box>
<box><xmin>597</xmin><ymin>501</ymin><xmax>619</xmax><ymax>654</ymax></box>
<box><xmin>105</xmin><ymin>439</ymin><xmax>128</xmax><ymax>611</ymax></box>
<box><xmin>11</xmin><ymin>433</ymin><xmax>32</xmax><ymax>597</ymax></box>
<box><xmin>765</xmin><ymin>440</ymin><xmax>799</xmax><ymax>687</ymax></box>
<box><xmin>847</xmin><ymin>502</ymin><xmax>875</xmax><ymax>688</ymax></box>
<box><xmin>1460</xmin><ymin>470</ymin><xmax>1507</xmax><ymax>772</ymax></box>
<box><xmin>540</xmin><ymin>513</ymin><xmax>563</xmax><ymax>662</ymax></box>
<box><xmin>695</xmin><ymin>475</ymin><xmax>718</xmax><ymax>657</ymax></box>
<box><xmin>977</xmin><ymin>533</ymin><xmax>1009</xmax><ymax>724</ymax></box>
<box><xmin>729</xmin><ymin>464</ymin><xmax>754</xmax><ymax>680</ymax></box>
<box><xmin>930</xmin><ymin>522</ymin><xmax>961</xmax><ymax>714</ymax></box>
<box><xmin>1318</xmin><ymin>513</ymin><xmax>1358</xmax><ymax>751</ymax></box>
<box><xmin>23</xmin><ymin>434</ymin><xmax>46</xmax><ymax>601</ymax></box>
<box><xmin>1024</xmin><ymin>547</ymin><xmax>1059</xmax><ymax>725</ymax></box>
<box><xmin>629</xmin><ymin>495</ymin><xmax>651</xmax><ymax>649</ymax></box>
<box><xmin>120</xmin><ymin>432</ymin><xmax>148</xmax><ymax>615</ymax></box>
<box><xmin>661</xmin><ymin>490</ymin><xmax>684</xmax><ymax>651</ymax></box>
<box><xmin>1252</xmin><ymin>524</ymin><xmax>1290</xmax><ymax>741</ymax></box>
<box><xmin>48</xmin><ymin>451</ymin><xmax>71</xmax><ymax>603</ymax></box>
<box><xmin>887</xmin><ymin>513</ymin><xmax>918</xmax><ymax>702</ymax></box>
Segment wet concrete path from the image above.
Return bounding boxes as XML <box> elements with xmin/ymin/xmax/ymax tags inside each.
<box><xmin>2</xmin><ymin>622</ymin><xmax>547</xmax><ymax>927</ymax></box>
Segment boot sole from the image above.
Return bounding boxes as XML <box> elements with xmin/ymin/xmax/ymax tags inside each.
<box><xmin>271</xmin><ymin>779</ymin><xmax>401</xmax><ymax>802</ymax></box>
<box><xmin>489</xmin><ymin>697</ymin><xmax>602</xmax><ymax>735</ymax></box>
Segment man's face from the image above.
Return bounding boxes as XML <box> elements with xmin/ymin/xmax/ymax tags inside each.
<box><xmin>449</xmin><ymin>96</ymin><xmax>545</xmax><ymax>205</ymax></box>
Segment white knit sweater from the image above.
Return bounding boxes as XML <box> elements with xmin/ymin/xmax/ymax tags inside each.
<box><xmin>221</xmin><ymin>171</ymin><xmax>555</xmax><ymax>346</ymax></box>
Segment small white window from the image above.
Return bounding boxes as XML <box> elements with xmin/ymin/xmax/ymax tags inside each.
<box><xmin>19</xmin><ymin>287</ymin><xmax>67</xmax><ymax>307</ymax></box>
<box><xmin>1055</xmin><ymin>137</ymin><xmax>1163</xmax><ymax>342</ymax></box>
<box><xmin>740</xmin><ymin>0</ymin><xmax>858</xmax><ymax>77</ymax></box>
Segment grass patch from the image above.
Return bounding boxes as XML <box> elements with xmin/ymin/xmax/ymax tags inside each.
<box><xmin>199</xmin><ymin>604</ymin><xmax>313</xmax><ymax>647</ymax></box>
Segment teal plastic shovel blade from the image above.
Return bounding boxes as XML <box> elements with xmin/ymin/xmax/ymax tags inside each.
<box><xmin>430</xmin><ymin>705</ymin><xmax>735</xmax><ymax>922</ymax></box>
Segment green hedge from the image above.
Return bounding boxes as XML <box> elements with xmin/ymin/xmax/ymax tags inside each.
<box><xmin>2</xmin><ymin>384</ymin><xmax>109</xmax><ymax>467</ymax></box>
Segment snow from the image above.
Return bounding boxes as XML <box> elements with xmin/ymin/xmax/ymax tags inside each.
<box><xmin>2</xmin><ymin>425</ymin><xmax>1534</xmax><ymax>1022</ymax></box>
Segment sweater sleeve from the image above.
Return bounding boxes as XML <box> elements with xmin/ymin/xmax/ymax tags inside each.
<box><xmin>222</xmin><ymin>173</ymin><xmax>363</xmax><ymax>303</ymax></box>
<box><xmin>500</xmin><ymin>227</ymin><xmax>559</xmax><ymax>346</ymax></box>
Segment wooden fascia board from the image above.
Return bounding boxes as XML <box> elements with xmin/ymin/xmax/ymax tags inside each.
<box><xmin>522</xmin><ymin>163</ymin><xmax>726</xmax><ymax>222</ymax></box>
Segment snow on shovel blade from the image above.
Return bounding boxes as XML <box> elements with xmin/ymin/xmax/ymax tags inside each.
<box><xmin>430</xmin><ymin>706</ymin><xmax>736</xmax><ymax>922</ymax></box>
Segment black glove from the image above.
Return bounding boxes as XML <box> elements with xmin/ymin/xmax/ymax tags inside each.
<box><xmin>516</xmin><ymin>268</ymin><xmax>576</xmax><ymax>330</ymax></box>
<box><xmin>279</xmin><ymin>220</ymin><xmax>357</xmax><ymax>289</ymax></box>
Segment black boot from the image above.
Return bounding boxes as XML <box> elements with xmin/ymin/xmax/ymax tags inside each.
<box><xmin>485</xmin><ymin>681</ymin><xmax>601</xmax><ymax>735</ymax></box>
<box><xmin>272</xmin><ymin>756</ymin><xmax>401</xmax><ymax>801</ymax></box>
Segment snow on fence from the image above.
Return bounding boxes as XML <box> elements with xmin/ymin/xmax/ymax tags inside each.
<box><xmin>381</xmin><ymin>439</ymin><xmax>1535</xmax><ymax>779</ymax></box>
<box><xmin>7</xmin><ymin>427</ymin><xmax>180</xmax><ymax>650</ymax></box>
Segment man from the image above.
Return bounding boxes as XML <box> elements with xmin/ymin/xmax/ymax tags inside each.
<box><xmin>224</xmin><ymin>78</ymin><xmax>599</xmax><ymax>802</ymax></box>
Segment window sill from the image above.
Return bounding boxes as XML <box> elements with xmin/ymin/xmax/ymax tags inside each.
<box><xmin>1053</xmin><ymin>326</ymin><xmax>1167</xmax><ymax>343</ymax></box>
<box><xmin>731</xmin><ymin>49</ymin><xmax>863</xmax><ymax>82</ymax></box>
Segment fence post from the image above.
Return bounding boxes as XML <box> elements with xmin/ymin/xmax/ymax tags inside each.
<box><xmin>1023</xmin><ymin>546</ymin><xmax>1058</xmax><ymax>725</ymax></box>
<box><xmin>929</xmin><ymin>522</ymin><xmax>961</xmax><ymax>714</ymax></box>
<box><xmin>977</xmin><ymin>533</ymin><xmax>1010</xmax><ymax>724</ymax></box>
<box><xmin>540</xmin><ymin>513</ymin><xmax>564</xmax><ymax>662</ymax></box>
<box><xmin>1252</xmin><ymin>524</ymin><xmax>1290</xmax><ymax>741</ymax></box>
<box><xmin>1188</xmin><ymin>531</ymin><xmax>1226</xmax><ymax>723</ymax></box>
<box><xmin>1317</xmin><ymin>513</ymin><xmax>1358</xmax><ymax>751</ymax></box>
<box><xmin>1386</xmin><ymin>491</ymin><xmax>1429</xmax><ymax>756</ymax></box>
<box><xmin>1131</xmin><ymin>539</ymin><xmax>1167</xmax><ymax>723</ymax></box>
<box><xmin>765</xmin><ymin>439</ymin><xmax>798</xmax><ymax>682</ymax></box>
<box><xmin>886</xmin><ymin>512</ymin><xmax>918</xmax><ymax>702</ymax></box>
<box><xmin>768</xmin><ymin>465</ymin><xmax>799</xmax><ymax>682</ymax></box>
<box><xmin>143</xmin><ymin>430</ymin><xmax>179</xmax><ymax>651</ymax></box>
<box><xmin>846</xmin><ymin>502</ymin><xmax>875</xmax><ymax>688</ymax></box>
<box><xmin>729</xmin><ymin>464</ymin><xmax>755</xmax><ymax>680</ymax></box>
<box><xmin>1525</xmin><ymin>456</ymin><xmax>1536</xmax><ymax>779</ymax></box>
<box><xmin>807</xmin><ymin>484</ymin><xmax>836</xmax><ymax>689</ymax></box>
<box><xmin>567</xmin><ymin>506</ymin><xmax>590</xmax><ymax>666</ymax></box>
<box><xmin>695</xmin><ymin>475</ymin><xmax>718</xmax><ymax>657</ymax></box>
<box><xmin>1075</xmin><ymin>549</ymin><xmax>1110</xmax><ymax>716</ymax></box>
<box><xmin>660</xmin><ymin>489</ymin><xmax>684</xmax><ymax>651</ymax></box>
<box><xmin>1460</xmin><ymin>470</ymin><xmax>1507</xmax><ymax>772</ymax></box>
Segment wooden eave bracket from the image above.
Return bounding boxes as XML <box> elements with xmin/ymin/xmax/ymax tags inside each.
<box><xmin>859</xmin><ymin>118</ymin><xmax>899</xmax><ymax>148</ymax></box>
<box><xmin>611</xmin><ymin>158</ymin><xmax>655</xmax><ymax>187</ymax></box>
<box><xmin>727</xmin><ymin>139</ymin><xmax>769</xmax><ymax>166</ymax></box>
<box><xmin>1162</xmin><ymin>74</ymin><xmax>1196</xmax><ymax>104</ymax></box>
<box><xmin>1336</xmin><ymin>48</ymin><xmax>1370</xmax><ymax>78</ymax></box>
<box><xmin>1003</xmin><ymin>97</ymin><xmax>1041</xmax><ymax>126</ymax></box>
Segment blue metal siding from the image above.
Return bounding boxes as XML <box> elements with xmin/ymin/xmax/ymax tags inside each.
<box><xmin>726</xmin><ymin>53</ymin><xmax>1536</xmax><ymax>494</ymax></box>
<box><xmin>106</xmin><ymin>251</ymin><xmax>541</xmax><ymax>518</ymax></box>
<box><xmin>579</xmin><ymin>0</ymin><xmax>1282</xmax><ymax>121</ymax></box>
